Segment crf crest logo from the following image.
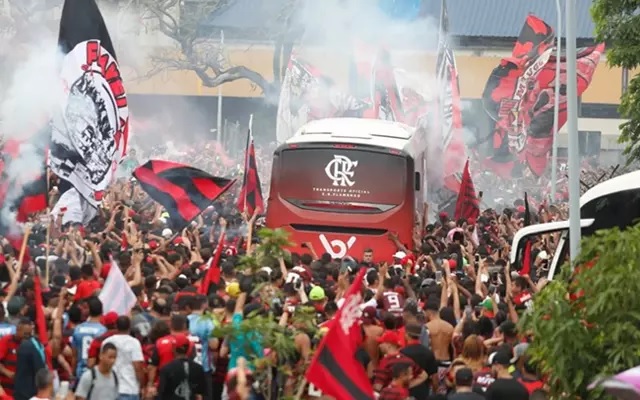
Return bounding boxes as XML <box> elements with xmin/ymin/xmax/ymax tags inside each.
<box><xmin>325</xmin><ymin>155</ymin><xmax>358</xmax><ymax>187</ymax></box>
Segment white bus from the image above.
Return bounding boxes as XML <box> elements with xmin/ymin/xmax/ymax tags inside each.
<box><xmin>510</xmin><ymin>170</ymin><xmax>640</xmax><ymax>280</ymax></box>
<box><xmin>266</xmin><ymin>117</ymin><xmax>428</xmax><ymax>260</ymax></box>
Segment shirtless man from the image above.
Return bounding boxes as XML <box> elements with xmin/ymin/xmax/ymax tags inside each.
<box><xmin>361</xmin><ymin>306</ymin><xmax>384</xmax><ymax>375</ymax></box>
<box><xmin>425</xmin><ymin>299</ymin><xmax>454</xmax><ymax>394</ymax></box>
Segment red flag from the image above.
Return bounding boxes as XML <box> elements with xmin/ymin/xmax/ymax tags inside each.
<box><xmin>133</xmin><ymin>160</ymin><xmax>236</xmax><ymax>231</ymax></box>
<box><xmin>454</xmin><ymin>160</ymin><xmax>480</xmax><ymax>221</ymax></box>
<box><xmin>33</xmin><ymin>275</ymin><xmax>48</xmax><ymax>344</ymax></box>
<box><xmin>237</xmin><ymin>118</ymin><xmax>264</xmax><ymax>215</ymax></box>
<box><xmin>305</xmin><ymin>268</ymin><xmax>374</xmax><ymax>400</ymax></box>
<box><xmin>198</xmin><ymin>232</ymin><xmax>225</xmax><ymax>295</ymax></box>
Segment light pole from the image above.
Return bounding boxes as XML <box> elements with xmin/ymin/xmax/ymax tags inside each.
<box><xmin>550</xmin><ymin>0</ymin><xmax>563</xmax><ymax>200</ymax></box>
<box><xmin>216</xmin><ymin>30</ymin><xmax>224</xmax><ymax>145</ymax></box>
<box><xmin>566</xmin><ymin>0</ymin><xmax>581</xmax><ymax>263</ymax></box>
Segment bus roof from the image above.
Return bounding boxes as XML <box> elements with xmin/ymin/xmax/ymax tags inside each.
<box><xmin>286</xmin><ymin>118</ymin><xmax>418</xmax><ymax>152</ymax></box>
<box><xmin>580</xmin><ymin>170</ymin><xmax>640</xmax><ymax>207</ymax></box>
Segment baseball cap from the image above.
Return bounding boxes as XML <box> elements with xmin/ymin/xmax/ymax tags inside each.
<box><xmin>309</xmin><ymin>286</ymin><xmax>326</xmax><ymax>301</ymax></box>
<box><xmin>226</xmin><ymin>282</ymin><xmax>240</xmax><ymax>298</ymax></box>
<box><xmin>362</xmin><ymin>306</ymin><xmax>377</xmax><ymax>322</ymax></box>
<box><xmin>511</xmin><ymin>342</ymin><xmax>530</xmax><ymax>363</ymax></box>
<box><xmin>393</xmin><ymin>251</ymin><xmax>407</xmax><ymax>259</ymax></box>
<box><xmin>489</xmin><ymin>350</ymin><xmax>512</xmax><ymax>366</ymax></box>
<box><xmin>455</xmin><ymin>368</ymin><xmax>474</xmax><ymax>386</ymax></box>
<box><xmin>173</xmin><ymin>333</ymin><xmax>190</xmax><ymax>349</ymax></box>
<box><xmin>162</xmin><ymin>228</ymin><xmax>173</xmax><ymax>239</ymax></box>
<box><xmin>101</xmin><ymin>312</ymin><xmax>118</xmax><ymax>328</ymax></box>
<box><xmin>7</xmin><ymin>296</ymin><xmax>25</xmax><ymax>316</ymax></box>
<box><xmin>499</xmin><ymin>321</ymin><xmax>517</xmax><ymax>337</ymax></box>
<box><xmin>481</xmin><ymin>298</ymin><xmax>495</xmax><ymax>318</ymax></box>
<box><xmin>376</xmin><ymin>330</ymin><xmax>402</xmax><ymax>346</ymax></box>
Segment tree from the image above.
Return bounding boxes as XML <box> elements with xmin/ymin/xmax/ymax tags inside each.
<box><xmin>212</xmin><ymin>227</ymin><xmax>313</xmax><ymax>400</ymax></box>
<box><xmin>591</xmin><ymin>1</ymin><xmax>640</xmax><ymax>164</ymax></box>
<box><xmin>139</xmin><ymin>0</ymin><xmax>301</xmax><ymax>99</ymax></box>
<box><xmin>521</xmin><ymin>223</ymin><xmax>640</xmax><ymax>399</ymax></box>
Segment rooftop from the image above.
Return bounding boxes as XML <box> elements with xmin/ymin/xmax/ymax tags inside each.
<box><xmin>198</xmin><ymin>0</ymin><xmax>597</xmax><ymax>41</ymax></box>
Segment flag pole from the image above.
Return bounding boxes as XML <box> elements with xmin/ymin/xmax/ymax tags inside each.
<box><xmin>44</xmin><ymin>165</ymin><xmax>51</xmax><ymax>286</ymax></box>
<box><xmin>44</xmin><ymin>208</ymin><xmax>51</xmax><ymax>286</ymax></box>
<box><xmin>243</xmin><ymin>114</ymin><xmax>253</xmax><ymax>212</ymax></box>
<box><xmin>550</xmin><ymin>0</ymin><xmax>562</xmax><ymax>200</ymax></box>
<box><xmin>216</xmin><ymin>30</ymin><xmax>224</xmax><ymax>145</ymax></box>
<box><xmin>565</xmin><ymin>0</ymin><xmax>581</xmax><ymax>264</ymax></box>
<box><xmin>17</xmin><ymin>225</ymin><xmax>32</xmax><ymax>270</ymax></box>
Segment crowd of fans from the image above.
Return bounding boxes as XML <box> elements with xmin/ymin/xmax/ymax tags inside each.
<box><xmin>0</xmin><ymin>137</ymin><xmax>624</xmax><ymax>400</ymax></box>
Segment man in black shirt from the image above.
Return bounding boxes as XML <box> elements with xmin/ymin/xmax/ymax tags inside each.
<box><xmin>400</xmin><ymin>322</ymin><xmax>438</xmax><ymax>397</ymax></box>
<box><xmin>448</xmin><ymin>368</ymin><xmax>485</xmax><ymax>400</ymax></box>
<box><xmin>158</xmin><ymin>333</ymin><xmax>205</xmax><ymax>400</ymax></box>
<box><xmin>14</xmin><ymin>319</ymin><xmax>46</xmax><ymax>400</ymax></box>
<box><xmin>485</xmin><ymin>350</ymin><xmax>528</xmax><ymax>400</ymax></box>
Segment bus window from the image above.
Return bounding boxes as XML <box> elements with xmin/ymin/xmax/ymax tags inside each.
<box><xmin>277</xmin><ymin>148</ymin><xmax>408</xmax><ymax>212</ymax></box>
<box><xmin>581</xmin><ymin>188</ymin><xmax>640</xmax><ymax>235</ymax></box>
<box><xmin>550</xmin><ymin>188</ymin><xmax>640</xmax><ymax>280</ymax></box>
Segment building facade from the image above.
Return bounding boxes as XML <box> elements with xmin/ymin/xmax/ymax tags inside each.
<box><xmin>118</xmin><ymin>0</ymin><xmax>630</xmax><ymax>161</ymax></box>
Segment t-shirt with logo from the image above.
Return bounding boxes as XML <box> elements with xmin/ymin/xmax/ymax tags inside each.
<box><xmin>0</xmin><ymin>322</ymin><xmax>16</xmax><ymax>338</ymax></box>
<box><xmin>513</xmin><ymin>291</ymin><xmax>533</xmax><ymax>312</ymax></box>
<box><xmin>72</xmin><ymin>321</ymin><xmax>107</xmax><ymax>377</ymax></box>
<box><xmin>187</xmin><ymin>314</ymin><xmax>215</xmax><ymax>372</ymax></box>
<box><xmin>158</xmin><ymin>358</ymin><xmax>205</xmax><ymax>400</ymax></box>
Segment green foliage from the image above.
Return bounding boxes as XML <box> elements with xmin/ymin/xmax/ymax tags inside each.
<box><xmin>591</xmin><ymin>0</ymin><xmax>640</xmax><ymax>164</ymax></box>
<box><xmin>236</xmin><ymin>227</ymin><xmax>293</xmax><ymax>274</ymax></box>
<box><xmin>213</xmin><ymin>228</ymin><xmax>312</xmax><ymax>399</ymax></box>
<box><xmin>522</xmin><ymin>223</ymin><xmax>640</xmax><ymax>399</ymax></box>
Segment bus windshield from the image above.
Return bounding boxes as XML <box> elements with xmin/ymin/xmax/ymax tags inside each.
<box><xmin>277</xmin><ymin>148</ymin><xmax>407</xmax><ymax>212</ymax></box>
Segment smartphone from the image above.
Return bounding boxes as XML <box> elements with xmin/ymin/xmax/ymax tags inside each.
<box><xmin>464</xmin><ymin>306</ymin><xmax>473</xmax><ymax>319</ymax></box>
<box><xmin>435</xmin><ymin>270</ymin><xmax>443</xmax><ymax>283</ymax></box>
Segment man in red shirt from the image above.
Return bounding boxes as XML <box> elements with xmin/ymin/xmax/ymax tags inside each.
<box><xmin>378</xmin><ymin>362</ymin><xmax>413</xmax><ymax>400</ymax></box>
<box><xmin>372</xmin><ymin>331</ymin><xmax>424</xmax><ymax>393</ymax></box>
<box><xmin>74</xmin><ymin>264</ymin><xmax>102</xmax><ymax>302</ymax></box>
<box><xmin>146</xmin><ymin>314</ymin><xmax>198</xmax><ymax>397</ymax></box>
<box><xmin>0</xmin><ymin>319</ymin><xmax>31</xmax><ymax>397</ymax></box>
<box><xmin>86</xmin><ymin>312</ymin><xmax>118</xmax><ymax>368</ymax></box>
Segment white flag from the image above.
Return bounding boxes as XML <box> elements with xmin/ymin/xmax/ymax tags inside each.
<box><xmin>99</xmin><ymin>259</ymin><xmax>137</xmax><ymax>315</ymax></box>
<box><xmin>50</xmin><ymin>188</ymin><xmax>97</xmax><ymax>226</ymax></box>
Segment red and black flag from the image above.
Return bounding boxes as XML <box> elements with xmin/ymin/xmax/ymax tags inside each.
<box><xmin>237</xmin><ymin>116</ymin><xmax>264</xmax><ymax>215</ymax></box>
<box><xmin>50</xmin><ymin>0</ymin><xmax>129</xmax><ymax>209</ymax></box>
<box><xmin>481</xmin><ymin>15</ymin><xmax>554</xmax><ymax>178</ymax></box>
<box><xmin>133</xmin><ymin>160</ymin><xmax>235</xmax><ymax>231</ymax></box>
<box><xmin>454</xmin><ymin>160</ymin><xmax>480</xmax><ymax>221</ymax></box>
<box><xmin>306</xmin><ymin>268</ymin><xmax>375</xmax><ymax>399</ymax></box>
<box><xmin>522</xmin><ymin>43</ymin><xmax>604</xmax><ymax>176</ymax></box>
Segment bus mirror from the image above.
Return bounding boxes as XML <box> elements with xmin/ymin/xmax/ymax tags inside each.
<box><xmin>414</xmin><ymin>172</ymin><xmax>421</xmax><ymax>191</ymax></box>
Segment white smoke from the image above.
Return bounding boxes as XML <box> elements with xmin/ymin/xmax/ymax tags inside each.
<box><xmin>0</xmin><ymin>40</ymin><xmax>64</xmax><ymax>231</ymax></box>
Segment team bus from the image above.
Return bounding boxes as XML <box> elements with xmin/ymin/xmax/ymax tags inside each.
<box><xmin>510</xmin><ymin>170</ymin><xmax>640</xmax><ymax>280</ymax></box>
<box><xmin>266</xmin><ymin>117</ymin><xmax>428</xmax><ymax>260</ymax></box>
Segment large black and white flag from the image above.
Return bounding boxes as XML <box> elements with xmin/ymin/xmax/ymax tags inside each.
<box><xmin>50</xmin><ymin>0</ymin><xmax>129</xmax><ymax>208</ymax></box>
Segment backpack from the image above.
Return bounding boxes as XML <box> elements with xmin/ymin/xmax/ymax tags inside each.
<box><xmin>86</xmin><ymin>367</ymin><xmax>119</xmax><ymax>400</ymax></box>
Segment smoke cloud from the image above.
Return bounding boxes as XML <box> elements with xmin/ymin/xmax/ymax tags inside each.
<box><xmin>0</xmin><ymin>40</ymin><xmax>64</xmax><ymax>231</ymax></box>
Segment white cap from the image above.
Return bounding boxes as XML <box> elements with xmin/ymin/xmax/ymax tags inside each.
<box><xmin>162</xmin><ymin>228</ymin><xmax>172</xmax><ymax>238</ymax></box>
<box><xmin>393</xmin><ymin>251</ymin><xmax>407</xmax><ymax>259</ymax></box>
